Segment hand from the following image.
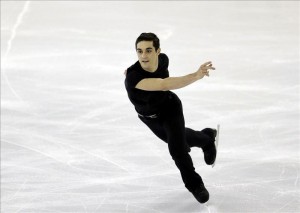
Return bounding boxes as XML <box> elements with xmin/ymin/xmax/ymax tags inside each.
<box><xmin>196</xmin><ymin>61</ymin><xmax>215</xmax><ymax>79</ymax></box>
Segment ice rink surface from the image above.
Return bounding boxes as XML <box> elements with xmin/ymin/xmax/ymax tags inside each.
<box><xmin>1</xmin><ymin>1</ymin><xmax>299</xmax><ymax>212</ymax></box>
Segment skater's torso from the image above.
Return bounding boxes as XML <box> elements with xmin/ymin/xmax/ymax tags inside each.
<box><xmin>125</xmin><ymin>53</ymin><xmax>173</xmax><ymax>116</ymax></box>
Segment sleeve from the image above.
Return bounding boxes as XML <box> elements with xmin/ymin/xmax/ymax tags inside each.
<box><xmin>160</xmin><ymin>53</ymin><xmax>169</xmax><ymax>70</ymax></box>
<box><xmin>159</xmin><ymin>53</ymin><xmax>170</xmax><ymax>78</ymax></box>
<box><xmin>125</xmin><ymin>70</ymin><xmax>144</xmax><ymax>89</ymax></box>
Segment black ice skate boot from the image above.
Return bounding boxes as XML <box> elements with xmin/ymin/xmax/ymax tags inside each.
<box><xmin>202</xmin><ymin>128</ymin><xmax>217</xmax><ymax>140</ymax></box>
<box><xmin>202</xmin><ymin>128</ymin><xmax>217</xmax><ymax>165</ymax></box>
<box><xmin>192</xmin><ymin>180</ymin><xmax>209</xmax><ymax>203</ymax></box>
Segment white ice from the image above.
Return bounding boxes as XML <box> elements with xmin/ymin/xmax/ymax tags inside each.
<box><xmin>1</xmin><ymin>1</ymin><xmax>299</xmax><ymax>212</ymax></box>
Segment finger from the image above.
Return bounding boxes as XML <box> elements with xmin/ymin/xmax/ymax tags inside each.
<box><xmin>202</xmin><ymin>61</ymin><xmax>212</xmax><ymax>66</ymax></box>
<box><xmin>201</xmin><ymin>61</ymin><xmax>212</xmax><ymax>68</ymax></box>
<box><xmin>202</xmin><ymin>67</ymin><xmax>215</xmax><ymax>72</ymax></box>
<box><xmin>203</xmin><ymin>71</ymin><xmax>209</xmax><ymax>76</ymax></box>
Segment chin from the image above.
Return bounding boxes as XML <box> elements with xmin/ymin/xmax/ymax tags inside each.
<box><xmin>142</xmin><ymin>66</ymin><xmax>149</xmax><ymax>71</ymax></box>
<box><xmin>141</xmin><ymin>64</ymin><xmax>149</xmax><ymax>69</ymax></box>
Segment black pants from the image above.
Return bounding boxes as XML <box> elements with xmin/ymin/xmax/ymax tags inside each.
<box><xmin>138</xmin><ymin>92</ymin><xmax>213</xmax><ymax>192</ymax></box>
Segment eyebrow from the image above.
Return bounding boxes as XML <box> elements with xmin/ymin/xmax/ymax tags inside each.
<box><xmin>137</xmin><ymin>47</ymin><xmax>153</xmax><ymax>51</ymax></box>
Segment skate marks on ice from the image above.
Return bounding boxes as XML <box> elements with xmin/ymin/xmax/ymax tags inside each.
<box><xmin>2</xmin><ymin>1</ymin><xmax>299</xmax><ymax>212</ymax></box>
<box><xmin>206</xmin><ymin>159</ymin><xmax>299</xmax><ymax>212</ymax></box>
<box><xmin>2</xmin><ymin>1</ymin><xmax>31</xmax><ymax>103</ymax></box>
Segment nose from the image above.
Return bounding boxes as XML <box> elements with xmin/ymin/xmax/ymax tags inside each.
<box><xmin>141</xmin><ymin>52</ymin><xmax>147</xmax><ymax>58</ymax></box>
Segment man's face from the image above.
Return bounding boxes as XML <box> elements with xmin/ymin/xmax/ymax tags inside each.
<box><xmin>136</xmin><ymin>41</ymin><xmax>160</xmax><ymax>72</ymax></box>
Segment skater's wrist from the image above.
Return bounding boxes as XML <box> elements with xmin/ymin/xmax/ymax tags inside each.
<box><xmin>194</xmin><ymin>71</ymin><xmax>204</xmax><ymax>80</ymax></box>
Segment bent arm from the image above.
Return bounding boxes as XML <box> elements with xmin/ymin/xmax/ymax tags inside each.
<box><xmin>135</xmin><ymin>61</ymin><xmax>215</xmax><ymax>91</ymax></box>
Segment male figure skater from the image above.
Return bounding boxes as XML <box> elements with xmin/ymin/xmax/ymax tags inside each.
<box><xmin>124</xmin><ymin>32</ymin><xmax>217</xmax><ymax>203</ymax></box>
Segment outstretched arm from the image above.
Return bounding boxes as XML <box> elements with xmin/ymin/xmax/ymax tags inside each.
<box><xmin>135</xmin><ymin>61</ymin><xmax>215</xmax><ymax>91</ymax></box>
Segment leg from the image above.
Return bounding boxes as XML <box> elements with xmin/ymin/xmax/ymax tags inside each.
<box><xmin>185</xmin><ymin>127</ymin><xmax>214</xmax><ymax>149</ymax></box>
<box><xmin>139</xmin><ymin>115</ymin><xmax>214</xmax><ymax>150</ymax></box>
<box><xmin>139</xmin><ymin>106</ymin><xmax>201</xmax><ymax>192</ymax></box>
<box><xmin>162</xmin><ymin>100</ymin><xmax>209</xmax><ymax>203</ymax></box>
<box><xmin>162</xmin><ymin>114</ymin><xmax>202</xmax><ymax>192</ymax></box>
<box><xmin>160</xmin><ymin>94</ymin><xmax>203</xmax><ymax>193</ymax></box>
<box><xmin>138</xmin><ymin>115</ymin><xmax>167</xmax><ymax>142</ymax></box>
<box><xmin>186</xmin><ymin>127</ymin><xmax>217</xmax><ymax>165</ymax></box>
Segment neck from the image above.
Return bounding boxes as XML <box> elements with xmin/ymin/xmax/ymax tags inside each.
<box><xmin>141</xmin><ymin>59</ymin><xmax>159</xmax><ymax>72</ymax></box>
<box><xmin>145</xmin><ymin>64</ymin><xmax>158</xmax><ymax>72</ymax></box>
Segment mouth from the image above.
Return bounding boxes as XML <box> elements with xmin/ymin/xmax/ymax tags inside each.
<box><xmin>142</xmin><ymin>60</ymin><xmax>149</xmax><ymax>63</ymax></box>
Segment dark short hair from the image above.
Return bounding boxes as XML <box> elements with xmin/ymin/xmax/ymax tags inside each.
<box><xmin>135</xmin><ymin>32</ymin><xmax>160</xmax><ymax>51</ymax></box>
